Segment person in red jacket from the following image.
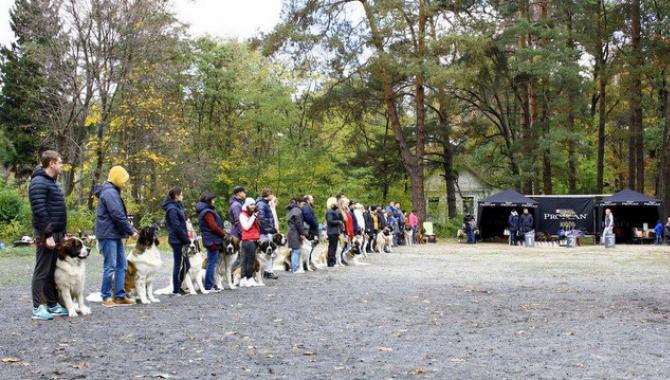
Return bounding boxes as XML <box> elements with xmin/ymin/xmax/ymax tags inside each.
<box><xmin>239</xmin><ymin>197</ymin><xmax>260</xmax><ymax>287</ymax></box>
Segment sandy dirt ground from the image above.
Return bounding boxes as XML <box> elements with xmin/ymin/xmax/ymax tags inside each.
<box><xmin>1</xmin><ymin>242</ymin><xmax>670</xmax><ymax>379</ymax></box>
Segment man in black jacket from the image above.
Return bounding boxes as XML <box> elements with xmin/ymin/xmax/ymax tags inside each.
<box><xmin>28</xmin><ymin>150</ymin><xmax>69</xmax><ymax>320</ymax></box>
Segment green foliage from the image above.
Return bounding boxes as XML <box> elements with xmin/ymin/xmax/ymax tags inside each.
<box><xmin>66</xmin><ymin>208</ymin><xmax>95</xmax><ymax>235</ymax></box>
<box><xmin>0</xmin><ymin>186</ymin><xmax>24</xmax><ymax>223</ymax></box>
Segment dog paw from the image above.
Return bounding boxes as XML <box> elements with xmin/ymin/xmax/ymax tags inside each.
<box><xmin>149</xmin><ymin>298</ymin><xmax>160</xmax><ymax>303</ymax></box>
<box><xmin>189</xmin><ymin>291</ymin><xmax>197</xmax><ymax>295</ymax></box>
<box><xmin>80</xmin><ymin>306</ymin><xmax>91</xmax><ymax>315</ymax></box>
<box><xmin>68</xmin><ymin>310</ymin><xmax>78</xmax><ymax>318</ymax></box>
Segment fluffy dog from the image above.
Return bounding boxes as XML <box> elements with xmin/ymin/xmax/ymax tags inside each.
<box><xmin>182</xmin><ymin>239</ymin><xmax>207</xmax><ymax>294</ymax></box>
<box><xmin>211</xmin><ymin>234</ymin><xmax>240</xmax><ymax>290</ymax></box>
<box><xmin>125</xmin><ymin>225</ymin><xmax>162</xmax><ymax>304</ymax></box>
<box><xmin>54</xmin><ymin>237</ymin><xmax>92</xmax><ymax>317</ymax></box>
<box><xmin>374</xmin><ymin>228</ymin><xmax>393</xmax><ymax>253</ymax></box>
<box><xmin>254</xmin><ymin>233</ymin><xmax>286</xmax><ymax>285</ymax></box>
<box><xmin>404</xmin><ymin>226</ymin><xmax>414</xmax><ymax>246</ymax></box>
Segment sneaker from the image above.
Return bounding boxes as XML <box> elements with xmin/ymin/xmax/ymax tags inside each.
<box><xmin>210</xmin><ymin>286</ymin><xmax>222</xmax><ymax>293</ymax></box>
<box><xmin>263</xmin><ymin>271</ymin><xmax>279</xmax><ymax>280</ymax></box>
<box><xmin>47</xmin><ymin>303</ymin><xmax>68</xmax><ymax>317</ymax></box>
<box><xmin>113</xmin><ymin>297</ymin><xmax>136</xmax><ymax>306</ymax></box>
<box><xmin>247</xmin><ymin>278</ymin><xmax>259</xmax><ymax>287</ymax></box>
<box><xmin>102</xmin><ymin>298</ymin><xmax>117</xmax><ymax>307</ymax></box>
<box><xmin>239</xmin><ymin>278</ymin><xmax>249</xmax><ymax>288</ymax></box>
<box><xmin>32</xmin><ymin>305</ymin><xmax>54</xmax><ymax>321</ymax></box>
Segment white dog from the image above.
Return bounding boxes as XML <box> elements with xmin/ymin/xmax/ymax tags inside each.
<box><xmin>54</xmin><ymin>237</ymin><xmax>92</xmax><ymax>317</ymax></box>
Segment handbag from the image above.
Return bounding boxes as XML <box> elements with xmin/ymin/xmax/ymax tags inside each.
<box><xmin>503</xmin><ymin>228</ymin><xmax>510</xmax><ymax>236</ymax></box>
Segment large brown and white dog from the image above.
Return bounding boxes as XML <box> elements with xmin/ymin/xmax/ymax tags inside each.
<box><xmin>182</xmin><ymin>238</ymin><xmax>207</xmax><ymax>294</ymax></box>
<box><xmin>375</xmin><ymin>227</ymin><xmax>393</xmax><ymax>253</ymax></box>
<box><xmin>54</xmin><ymin>237</ymin><xmax>92</xmax><ymax>317</ymax></box>
<box><xmin>282</xmin><ymin>235</ymin><xmax>322</xmax><ymax>272</ymax></box>
<box><xmin>404</xmin><ymin>225</ymin><xmax>414</xmax><ymax>246</ymax></box>
<box><xmin>211</xmin><ymin>234</ymin><xmax>240</xmax><ymax>290</ymax></box>
<box><xmin>254</xmin><ymin>233</ymin><xmax>286</xmax><ymax>285</ymax></box>
<box><xmin>125</xmin><ymin>225</ymin><xmax>162</xmax><ymax>304</ymax></box>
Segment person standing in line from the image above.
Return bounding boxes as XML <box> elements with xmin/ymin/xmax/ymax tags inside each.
<box><xmin>195</xmin><ymin>192</ymin><xmax>225</xmax><ymax>292</ymax></box>
<box><xmin>508</xmin><ymin>209</ymin><xmax>520</xmax><ymax>246</ymax></box>
<box><xmin>228</xmin><ymin>186</ymin><xmax>246</xmax><ymax>240</ymax></box>
<box><xmin>665</xmin><ymin>217</ymin><xmax>670</xmax><ymax>246</ymax></box>
<box><xmin>409</xmin><ymin>209</ymin><xmax>418</xmax><ymax>244</ymax></box>
<box><xmin>256</xmin><ymin>188</ymin><xmax>279</xmax><ymax>280</ymax></box>
<box><xmin>352</xmin><ymin>202</ymin><xmax>367</xmax><ymax>249</ymax></box>
<box><xmin>519</xmin><ymin>208</ymin><xmax>534</xmax><ymax>243</ymax></box>
<box><xmin>325</xmin><ymin>197</ymin><xmax>343</xmax><ymax>267</ymax></box>
<box><xmin>95</xmin><ymin>165</ymin><xmax>139</xmax><ymax>307</ymax></box>
<box><xmin>602</xmin><ymin>208</ymin><xmax>614</xmax><ymax>244</ymax></box>
<box><xmin>239</xmin><ymin>198</ymin><xmax>261</xmax><ymax>286</ymax></box>
<box><xmin>287</xmin><ymin>197</ymin><xmax>307</xmax><ymax>273</ymax></box>
<box><xmin>28</xmin><ymin>150</ymin><xmax>70</xmax><ymax>320</ymax></box>
<box><xmin>654</xmin><ymin>220</ymin><xmax>664</xmax><ymax>245</ymax></box>
<box><xmin>302</xmin><ymin>194</ymin><xmax>320</xmax><ymax>240</ymax></box>
<box><xmin>396</xmin><ymin>204</ymin><xmax>405</xmax><ymax>245</ymax></box>
<box><xmin>163</xmin><ymin>187</ymin><xmax>191</xmax><ymax>295</ymax></box>
<box><xmin>363</xmin><ymin>205</ymin><xmax>375</xmax><ymax>253</ymax></box>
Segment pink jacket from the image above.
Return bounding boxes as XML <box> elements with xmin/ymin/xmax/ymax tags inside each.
<box><xmin>409</xmin><ymin>213</ymin><xmax>418</xmax><ymax>227</ymax></box>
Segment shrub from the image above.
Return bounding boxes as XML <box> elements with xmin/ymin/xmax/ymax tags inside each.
<box><xmin>0</xmin><ymin>188</ymin><xmax>25</xmax><ymax>224</ymax></box>
<box><xmin>67</xmin><ymin>207</ymin><xmax>96</xmax><ymax>235</ymax></box>
<box><xmin>0</xmin><ymin>219</ymin><xmax>30</xmax><ymax>243</ymax></box>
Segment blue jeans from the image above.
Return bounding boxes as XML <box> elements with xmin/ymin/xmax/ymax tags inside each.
<box><xmin>291</xmin><ymin>248</ymin><xmax>301</xmax><ymax>272</ymax></box>
<box><xmin>656</xmin><ymin>235</ymin><xmax>663</xmax><ymax>245</ymax></box>
<box><xmin>205</xmin><ymin>248</ymin><xmax>219</xmax><ymax>290</ymax></box>
<box><xmin>100</xmin><ymin>239</ymin><xmax>127</xmax><ymax>300</ymax></box>
<box><xmin>171</xmin><ymin>243</ymin><xmax>189</xmax><ymax>293</ymax></box>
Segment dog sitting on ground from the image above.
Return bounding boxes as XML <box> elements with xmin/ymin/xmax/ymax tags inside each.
<box><xmin>54</xmin><ymin>237</ymin><xmax>92</xmax><ymax>317</ymax></box>
<box><xmin>282</xmin><ymin>234</ymin><xmax>320</xmax><ymax>272</ymax></box>
<box><xmin>182</xmin><ymin>238</ymin><xmax>207</xmax><ymax>294</ymax></box>
<box><xmin>254</xmin><ymin>233</ymin><xmax>286</xmax><ymax>285</ymax></box>
<box><xmin>211</xmin><ymin>234</ymin><xmax>240</xmax><ymax>290</ymax></box>
<box><xmin>125</xmin><ymin>225</ymin><xmax>162</xmax><ymax>304</ymax></box>
<box><xmin>456</xmin><ymin>229</ymin><xmax>465</xmax><ymax>243</ymax></box>
<box><xmin>374</xmin><ymin>228</ymin><xmax>393</xmax><ymax>253</ymax></box>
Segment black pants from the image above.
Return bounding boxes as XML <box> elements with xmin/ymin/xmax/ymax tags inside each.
<box><xmin>171</xmin><ymin>243</ymin><xmax>190</xmax><ymax>293</ymax></box>
<box><xmin>241</xmin><ymin>240</ymin><xmax>257</xmax><ymax>279</ymax></box>
<box><xmin>367</xmin><ymin>231</ymin><xmax>376</xmax><ymax>252</ymax></box>
<box><xmin>327</xmin><ymin>234</ymin><xmax>339</xmax><ymax>267</ymax></box>
<box><xmin>32</xmin><ymin>233</ymin><xmax>62</xmax><ymax>308</ymax></box>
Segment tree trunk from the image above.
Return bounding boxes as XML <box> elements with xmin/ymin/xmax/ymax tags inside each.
<box><xmin>661</xmin><ymin>83</ymin><xmax>670</xmax><ymax>217</ymax></box>
<box><xmin>630</xmin><ymin>0</ymin><xmax>644</xmax><ymax>191</ymax></box>
<box><xmin>567</xmin><ymin>112</ymin><xmax>578</xmax><ymax>193</ymax></box>
<box><xmin>442</xmin><ymin>142</ymin><xmax>457</xmax><ymax>218</ymax></box>
<box><xmin>596</xmin><ymin>58</ymin><xmax>607</xmax><ymax>193</ymax></box>
<box><xmin>87</xmin><ymin>122</ymin><xmax>105</xmax><ymax>210</ymax></box>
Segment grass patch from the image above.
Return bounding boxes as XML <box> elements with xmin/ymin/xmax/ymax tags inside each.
<box><xmin>0</xmin><ymin>245</ymin><xmax>35</xmax><ymax>257</ymax></box>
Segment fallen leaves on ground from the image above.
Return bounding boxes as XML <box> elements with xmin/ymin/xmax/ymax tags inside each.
<box><xmin>378</xmin><ymin>346</ymin><xmax>393</xmax><ymax>352</ymax></box>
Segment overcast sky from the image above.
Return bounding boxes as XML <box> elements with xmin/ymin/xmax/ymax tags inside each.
<box><xmin>0</xmin><ymin>0</ymin><xmax>283</xmax><ymax>47</ymax></box>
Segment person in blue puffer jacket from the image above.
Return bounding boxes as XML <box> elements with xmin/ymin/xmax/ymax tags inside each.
<box><xmin>163</xmin><ymin>187</ymin><xmax>191</xmax><ymax>295</ymax></box>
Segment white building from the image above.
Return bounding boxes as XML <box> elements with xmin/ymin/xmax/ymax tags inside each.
<box><xmin>424</xmin><ymin>167</ymin><xmax>501</xmax><ymax>223</ymax></box>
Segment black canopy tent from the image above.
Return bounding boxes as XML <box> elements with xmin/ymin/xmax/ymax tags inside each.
<box><xmin>477</xmin><ymin>190</ymin><xmax>538</xmax><ymax>240</ymax></box>
<box><xmin>597</xmin><ymin>189</ymin><xmax>664</xmax><ymax>242</ymax></box>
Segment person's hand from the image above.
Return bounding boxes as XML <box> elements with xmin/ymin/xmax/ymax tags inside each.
<box><xmin>46</xmin><ymin>236</ymin><xmax>56</xmax><ymax>249</ymax></box>
<box><xmin>132</xmin><ymin>231</ymin><xmax>139</xmax><ymax>240</ymax></box>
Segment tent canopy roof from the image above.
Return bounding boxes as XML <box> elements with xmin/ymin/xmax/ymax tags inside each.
<box><xmin>600</xmin><ymin>189</ymin><xmax>661</xmax><ymax>206</ymax></box>
<box><xmin>478</xmin><ymin>189</ymin><xmax>538</xmax><ymax>207</ymax></box>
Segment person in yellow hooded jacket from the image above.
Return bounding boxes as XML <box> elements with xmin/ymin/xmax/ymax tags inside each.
<box><xmin>94</xmin><ymin>166</ymin><xmax>139</xmax><ymax>307</ymax></box>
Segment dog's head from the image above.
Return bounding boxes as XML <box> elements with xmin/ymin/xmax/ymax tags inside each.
<box><xmin>258</xmin><ymin>240</ymin><xmax>278</xmax><ymax>257</ymax></box>
<box><xmin>351</xmin><ymin>236</ymin><xmax>363</xmax><ymax>255</ymax></box>
<box><xmin>184</xmin><ymin>239</ymin><xmax>200</xmax><ymax>257</ymax></box>
<box><xmin>56</xmin><ymin>237</ymin><xmax>91</xmax><ymax>261</ymax></box>
<box><xmin>223</xmin><ymin>234</ymin><xmax>240</xmax><ymax>255</ymax></box>
<box><xmin>273</xmin><ymin>233</ymin><xmax>287</xmax><ymax>246</ymax></box>
<box><xmin>136</xmin><ymin>224</ymin><xmax>160</xmax><ymax>252</ymax></box>
<box><xmin>382</xmin><ymin>227</ymin><xmax>391</xmax><ymax>237</ymax></box>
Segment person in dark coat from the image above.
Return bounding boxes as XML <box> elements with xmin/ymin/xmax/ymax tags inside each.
<box><xmin>508</xmin><ymin>209</ymin><xmax>520</xmax><ymax>246</ymax></box>
<box><xmin>664</xmin><ymin>217</ymin><xmax>670</xmax><ymax>246</ymax></box>
<box><xmin>28</xmin><ymin>150</ymin><xmax>69</xmax><ymax>320</ymax></box>
<box><xmin>302</xmin><ymin>195</ymin><xmax>319</xmax><ymax>239</ymax></box>
<box><xmin>228</xmin><ymin>186</ymin><xmax>246</xmax><ymax>239</ymax></box>
<box><xmin>363</xmin><ymin>205</ymin><xmax>375</xmax><ymax>253</ymax></box>
<box><xmin>287</xmin><ymin>197</ymin><xmax>307</xmax><ymax>272</ymax></box>
<box><xmin>163</xmin><ymin>187</ymin><xmax>191</xmax><ymax>295</ymax></box>
<box><xmin>256</xmin><ymin>188</ymin><xmax>279</xmax><ymax>280</ymax></box>
<box><xmin>325</xmin><ymin>197</ymin><xmax>343</xmax><ymax>267</ymax></box>
<box><xmin>376</xmin><ymin>207</ymin><xmax>387</xmax><ymax>230</ymax></box>
<box><xmin>95</xmin><ymin>165</ymin><xmax>139</xmax><ymax>307</ymax></box>
<box><xmin>463</xmin><ymin>214</ymin><xmax>475</xmax><ymax>244</ymax></box>
<box><xmin>196</xmin><ymin>192</ymin><xmax>226</xmax><ymax>291</ymax></box>
<box><xmin>519</xmin><ymin>208</ymin><xmax>534</xmax><ymax>235</ymax></box>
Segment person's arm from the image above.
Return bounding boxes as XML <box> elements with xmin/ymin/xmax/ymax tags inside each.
<box><xmin>103</xmin><ymin>192</ymin><xmax>135</xmax><ymax>236</ymax></box>
<box><xmin>232</xmin><ymin>203</ymin><xmax>242</xmax><ymax>231</ymax></box>
<box><xmin>28</xmin><ymin>179</ymin><xmax>52</xmax><ymax>236</ymax></box>
<box><xmin>169</xmin><ymin>208</ymin><xmax>191</xmax><ymax>243</ymax></box>
<box><xmin>240</xmin><ymin>212</ymin><xmax>256</xmax><ymax>231</ymax></box>
<box><xmin>204</xmin><ymin>212</ymin><xmax>226</xmax><ymax>237</ymax></box>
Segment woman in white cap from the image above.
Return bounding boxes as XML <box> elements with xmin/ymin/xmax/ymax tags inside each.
<box><xmin>239</xmin><ymin>197</ymin><xmax>260</xmax><ymax>287</ymax></box>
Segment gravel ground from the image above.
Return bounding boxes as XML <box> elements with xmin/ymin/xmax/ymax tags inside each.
<box><xmin>1</xmin><ymin>242</ymin><xmax>670</xmax><ymax>379</ymax></box>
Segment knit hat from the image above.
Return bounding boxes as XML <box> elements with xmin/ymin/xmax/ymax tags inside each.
<box><xmin>108</xmin><ymin>166</ymin><xmax>129</xmax><ymax>189</ymax></box>
<box><xmin>242</xmin><ymin>197</ymin><xmax>256</xmax><ymax>210</ymax></box>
